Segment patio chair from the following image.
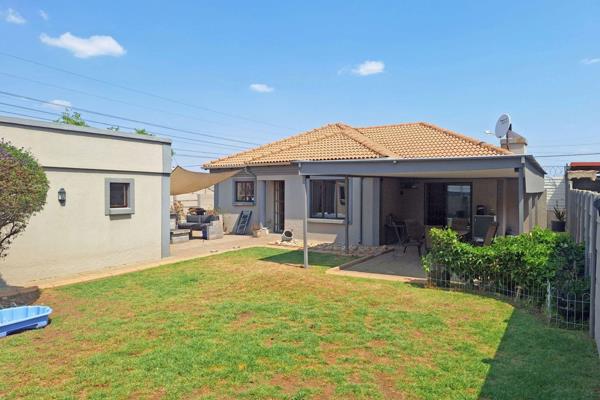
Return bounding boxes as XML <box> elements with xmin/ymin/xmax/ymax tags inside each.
<box><xmin>474</xmin><ymin>222</ymin><xmax>498</xmax><ymax>246</ymax></box>
<box><xmin>386</xmin><ymin>214</ymin><xmax>407</xmax><ymax>244</ymax></box>
<box><xmin>449</xmin><ymin>217</ymin><xmax>471</xmax><ymax>241</ymax></box>
<box><xmin>402</xmin><ymin>219</ymin><xmax>425</xmax><ymax>257</ymax></box>
<box><xmin>472</xmin><ymin>215</ymin><xmax>495</xmax><ymax>243</ymax></box>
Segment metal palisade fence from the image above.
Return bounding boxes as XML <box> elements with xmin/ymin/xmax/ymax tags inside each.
<box><xmin>567</xmin><ymin>188</ymin><xmax>600</xmax><ymax>352</ymax></box>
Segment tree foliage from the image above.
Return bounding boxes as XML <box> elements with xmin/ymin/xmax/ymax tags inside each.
<box><xmin>134</xmin><ymin>128</ymin><xmax>151</xmax><ymax>136</ymax></box>
<box><xmin>56</xmin><ymin>109</ymin><xmax>88</xmax><ymax>127</ymax></box>
<box><xmin>0</xmin><ymin>141</ymin><xmax>49</xmax><ymax>257</ymax></box>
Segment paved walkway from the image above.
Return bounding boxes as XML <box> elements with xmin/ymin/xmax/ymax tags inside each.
<box><xmin>1</xmin><ymin>234</ymin><xmax>278</xmax><ymax>291</ymax></box>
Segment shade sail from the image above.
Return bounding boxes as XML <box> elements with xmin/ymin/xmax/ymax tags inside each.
<box><xmin>170</xmin><ymin>166</ymin><xmax>241</xmax><ymax>195</ymax></box>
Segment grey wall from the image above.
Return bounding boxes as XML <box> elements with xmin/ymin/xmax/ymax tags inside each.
<box><xmin>0</xmin><ymin>121</ymin><xmax>170</xmax><ymax>286</ymax></box>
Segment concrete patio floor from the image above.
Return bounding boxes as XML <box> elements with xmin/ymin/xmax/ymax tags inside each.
<box><xmin>328</xmin><ymin>246</ymin><xmax>427</xmax><ymax>283</ymax></box>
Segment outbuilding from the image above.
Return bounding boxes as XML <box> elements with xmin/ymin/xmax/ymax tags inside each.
<box><xmin>0</xmin><ymin>116</ymin><xmax>171</xmax><ymax>286</ymax></box>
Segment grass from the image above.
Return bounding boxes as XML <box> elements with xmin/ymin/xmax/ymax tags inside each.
<box><xmin>0</xmin><ymin>247</ymin><xmax>598</xmax><ymax>399</ymax></box>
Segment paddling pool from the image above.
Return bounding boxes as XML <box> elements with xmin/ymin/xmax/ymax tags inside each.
<box><xmin>0</xmin><ymin>305</ymin><xmax>52</xmax><ymax>337</ymax></box>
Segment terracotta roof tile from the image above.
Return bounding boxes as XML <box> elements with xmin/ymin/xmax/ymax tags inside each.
<box><xmin>204</xmin><ymin>122</ymin><xmax>511</xmax><ymax>168</ymax></box>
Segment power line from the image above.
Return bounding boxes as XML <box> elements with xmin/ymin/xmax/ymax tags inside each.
<box><xmin>172</xmin><ymin>149</ymin><xmax>228</xmax><ymax>156</ymax></box>
<box><xmin>0</xmin><ymin>51</ymin><xmax>296</xmax><ymax>131</ymax></box>
<box><xmin>0</xmin><ymin>102</ymin><xmax>250</xmax><ymax>150</ymax></box>
<box><xmin>530</xmin><ymin>143</ymin><xmax>600</xmax><ymax>148</ymax></box>
<box><xmin>0</xmin><ymin>71</ymin><xmax>282</xmax><ymax>137</ymax></box>
<box><xmin>535</xmin><ymin>152</ymin><xmax>600</xmax><ymax>158</ymax></box>
<box><xmin>0</xmin><ymin>90</ymin><xmax>258</xmax><ymax>147</ymax></box>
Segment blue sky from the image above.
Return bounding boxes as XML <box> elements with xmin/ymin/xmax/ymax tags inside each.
<box><xmin>1</xmin><ymin>1</ymin><xmax>599</xmax><ymax>170</ymax></box>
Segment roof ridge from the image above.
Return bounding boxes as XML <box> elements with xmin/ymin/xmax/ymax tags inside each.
<box><xmin>417</xmin><ymin>122</ymin><xmax>512</xmax><ymax>155</ymax></box>
<box><xmin>355</xmin><ymin>122</ymin><xmax>421</xmax><ymax>129</ymax></box>
<box><xmin>204</xmin><ymin>123</ymin><xmax>343</xmax><ymax>168</ymax></box>
<box><xmin>345</xmin><ymin>126</ymin><xmax>398</xmax><ymax>157</ymax></box>
<box><xmin>243</xmin><ymin>124</ymin><xmax>345</xmax><ymax>164</ymax></box>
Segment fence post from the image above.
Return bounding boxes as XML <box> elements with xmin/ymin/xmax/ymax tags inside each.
<box><xmin>546</xmin><ymin>280</ymin><xmax>552</xmax><ymax>323</ymax></box>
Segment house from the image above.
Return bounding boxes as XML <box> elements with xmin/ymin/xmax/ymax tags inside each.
<box><xmin>0</xmin><ymin>116</ymin><xmax>171</xmax><ymax>286</ymax></box>
<box><xmin>205</xmin><ymin>122</ymin><xmax>546</xmax><ymax>249</ymax></box>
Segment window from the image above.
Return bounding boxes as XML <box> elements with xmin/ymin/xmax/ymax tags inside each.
<box><xmin>310</xmin><ymin>179</ymin><xmax>346</xmax><ymax>219</ymax></box>
<box><xmin>235</xmin><ymin>181</ymin><xmax>255</xmax><ymax>203</ymax></box>
<box><xmin>110</xmin><ymin>182</ymin><xmax>129</xmax><ymax>208</ymax></box>
<box><xmin>105</xmin><ymin>178</ymin><xmax>135</xmax><ymax>215</ymax></box>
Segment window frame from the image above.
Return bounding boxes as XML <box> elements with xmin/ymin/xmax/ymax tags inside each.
<box><xmin>234</xmin><ymin>180</ymin><xmax>256</xmax><ymax>204</ymax></box>
<box><xmin>105</xmin><ymin>178</ymin><xmax>135</xmax><ymax>215</ymax></box>
<box><xmin>309</xmin><ymin>178</ymin><xmax>348</xmax><ymax>220</ymax></box>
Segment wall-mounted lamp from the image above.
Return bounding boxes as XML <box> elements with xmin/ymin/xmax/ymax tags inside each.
<box><xmin>58</xmin><ymin>188</ymin><xmax>66</xmax><ymax>206</ymax></box>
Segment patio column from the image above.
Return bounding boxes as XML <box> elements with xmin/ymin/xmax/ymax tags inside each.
<box><xmin>345</xmin><ymin>176</ymin><xmax>350</xmax><ymax>254</ymax></box>
<box><xmin>257</xmin><ymin>180</ymin><xmax>266</xmax><ymax>227</ymax></box>
<box><xmin>303</xmin><ymin>175</ymin><xmax>309</xmax><ymax>268</ymax></box>
<box><xmin>518</xmin><ymin>158</ymin><xmax>525</xmax><ymax>234</ymax></box>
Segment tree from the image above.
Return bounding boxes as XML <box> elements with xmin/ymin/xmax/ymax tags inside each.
<box><xmin>107</xmin><ymin>126</ymin><xmax>120</xmax><ymax>131</ymax></box>
<box><xmin>0</xmin><ymin>141</ymin><xmax>49</xmax><ymax>257</ymax></box>
<box><xmin>134</xmin><ymin>128</ymin><xmax>151</xmax><ymax>136</ymax></box>
<box><xmin>56</xmin><ymin>109</ymin><xmax>88</xmax><ymax>127</ymax></box>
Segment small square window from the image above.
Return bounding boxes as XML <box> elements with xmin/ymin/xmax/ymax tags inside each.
<box><xmin>110</xmin><ymin>182</ymin><xmax>129</xmax><ymax>208</ymax></box>
<box><xmin>235</xmin><ymin>181</ymin><xmax>255</xmax><ymax>203</ymax></box>
<box><xmin>105</xmin><ymin>178</ymin><xmax>135</xmax><ymax>215</ymax></box>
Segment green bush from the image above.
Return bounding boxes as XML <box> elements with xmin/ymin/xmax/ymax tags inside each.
<box><xmin>0</xmin><ymin>140</ymin><xmax>49</xmax><ymax>257</ymax></box>
<box><xmin>422</xmin><ymin>227</ymin><xmax>585</xmax><ymax>293</ymax></box>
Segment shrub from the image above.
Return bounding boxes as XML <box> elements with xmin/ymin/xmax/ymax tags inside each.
<box><xmin>0</xmin><ymin>141</ymin><xmax>49</xmax><ymax>257</ymax></box>
<box><xmin>422</xmin><ymin>227</ymin><xmax>585</xmax><ymax>294</ymax></box>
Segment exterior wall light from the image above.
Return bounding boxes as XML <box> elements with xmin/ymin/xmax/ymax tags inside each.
<box><xmin>58</xmin><ymin>188</ymin><xmax>66</xmax><ymax>206</ymax></box>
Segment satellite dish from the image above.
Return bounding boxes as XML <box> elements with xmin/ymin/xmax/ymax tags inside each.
<box><xmin>494</xmin><ymin>113</ymin><xmax>511</xmax><ymax>138</ymax></box>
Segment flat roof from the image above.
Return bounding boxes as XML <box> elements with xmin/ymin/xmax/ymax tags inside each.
<box><xmin>0</xmin><ymin>115</ymin><xmax>172</xmax><ymax>145</ymax></box>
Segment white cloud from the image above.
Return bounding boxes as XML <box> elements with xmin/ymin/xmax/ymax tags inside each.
<box><xmin>581</xmin><ymin>58</ymin><xmax>600</xmax><ymax>65</ymax></box>
<box><xmin>249</xmin><ymin>83</ymin><xmax>274</xmax><ymax>93</ymax></box>
<box><xmin>40</xmin><ymin>32</ymin><xmax>126</xmax><ymax>58</ymax></box>
<box><xmin>44</xmin><ymin>99</ymin><xmax>72</xmax><ymax>111</ymax></box>
<box><xmin>39</xmin><ymin>9</ymin><xmax>48</xmax><ymax>20</ymax></box>
<box><xmin>4</xmin><ymin>8</ymin><xmax>26</xmax><ymax>24</ymax></box>
<box><xmin>351</xmin><ymin>60</ymin><xmax>385</xmax><ymax>76</ymax></box>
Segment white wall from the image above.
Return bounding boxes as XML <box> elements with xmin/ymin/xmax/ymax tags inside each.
<box><xmin>0</xmin><ymin>119</ymin><xmax>170</xmax><ymax>286</ymax></box>
<box><xmin>172</xmin><ymin>187</ymin><xmax>214</xmax><ymax>211</ymax></box>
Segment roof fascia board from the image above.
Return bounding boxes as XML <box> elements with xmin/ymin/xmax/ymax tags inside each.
<box><xmin>297</xmin><ymin>156</ymin><xmax>525</xmax><ymax>177</ymax></box>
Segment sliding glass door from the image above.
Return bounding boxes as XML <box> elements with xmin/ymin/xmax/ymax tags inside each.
<box><xmin>425</xmin><ymin>183</ymin><xmax>472</xmax><ymax>227</ymax></box>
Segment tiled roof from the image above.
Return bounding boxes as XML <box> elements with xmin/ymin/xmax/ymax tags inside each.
<box><xmin>204</xmin><ymin>122</ymin><xmax>512</xmax><ymax>169</ymax></box>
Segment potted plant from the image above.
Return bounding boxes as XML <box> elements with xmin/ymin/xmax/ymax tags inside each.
<box><xmin>551</xmin><ymin>206</ymin><xmax>566</xmax><ymax>232</ymax></box>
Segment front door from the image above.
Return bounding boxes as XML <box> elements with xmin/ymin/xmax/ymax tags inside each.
<box><xmin>273</xmin><ymin>181</ymin><xmax>285</xmax><ymax>233</ymax></box>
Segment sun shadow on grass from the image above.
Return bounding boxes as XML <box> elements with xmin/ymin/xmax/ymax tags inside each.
<box><xmin>259</xmin><ymin>250</ymin><xmax>356</xmax><ymax>269</ymax></box>
<box><xmin>478</xmin><ymin>307</ymin><xmax>600</xmax><ymax>400</ymax></box>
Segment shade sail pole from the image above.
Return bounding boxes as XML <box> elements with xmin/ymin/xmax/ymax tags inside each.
<box><xmin>303</xmin><ymin>175</ymin><xmax>309</xmax><ymax>268</ymax></box>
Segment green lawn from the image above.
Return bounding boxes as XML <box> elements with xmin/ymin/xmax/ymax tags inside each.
<box><xmin>0</xmin><ymin>247</ymin><xmax>598</xmax><ymax>399</ymax></box>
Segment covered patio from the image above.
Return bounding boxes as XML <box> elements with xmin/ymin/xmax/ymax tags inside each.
<box><xmin>297</xmin><ymin>155</ymin><xmax>546</xmax><ymax>268</ymax></box>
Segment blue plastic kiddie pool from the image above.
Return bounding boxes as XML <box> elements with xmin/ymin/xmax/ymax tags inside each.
<box><xmin>0</xmin><ymin>305</ymin><xmax>52</xmax><ymax>337</ymax></box>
